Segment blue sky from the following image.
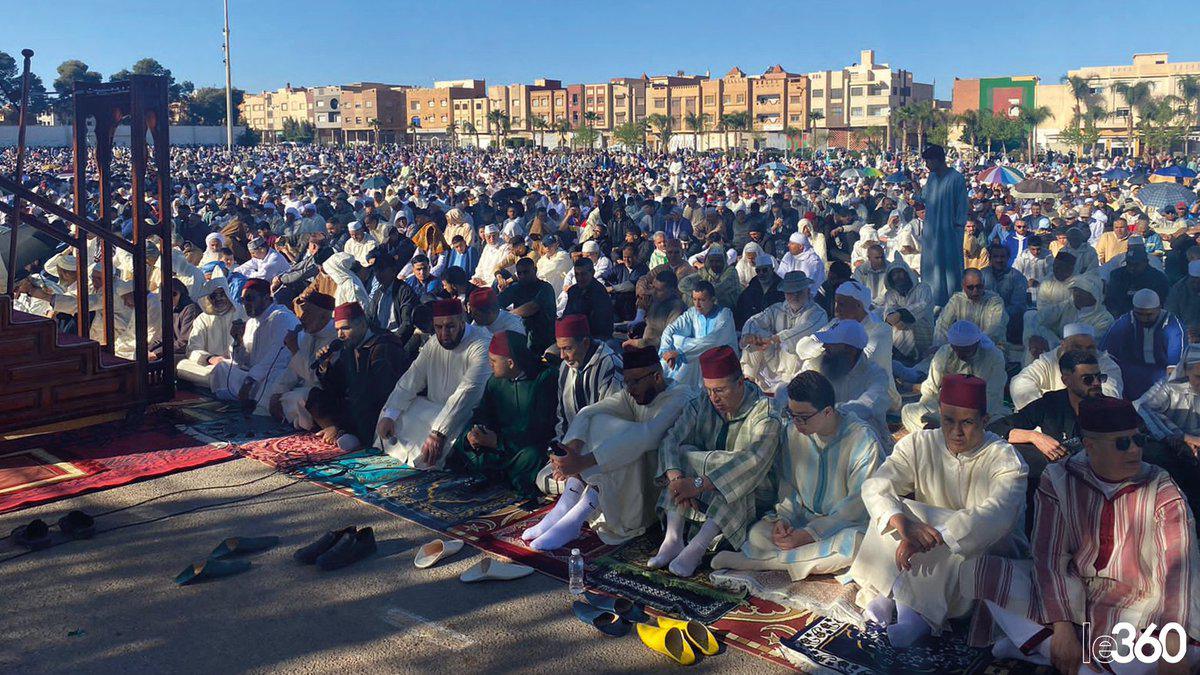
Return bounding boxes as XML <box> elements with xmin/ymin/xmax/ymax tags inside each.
<box><xmin>4</xmin><ymin>0</ymin><xmax>1197</xmax><ymax>99</ymax></box>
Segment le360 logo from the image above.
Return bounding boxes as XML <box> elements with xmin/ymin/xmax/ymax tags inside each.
<box><xmin>1083</xmin><ymin>622</ymin><xmax>1189</xmax><ymax>666</ymax></box>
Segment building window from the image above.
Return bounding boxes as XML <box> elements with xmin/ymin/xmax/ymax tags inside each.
<box><xmin>366</xmin><ymin>101</ymin><xmax>373</xmax><ymax>108</ymax></box>
<box><xmin>281</xmin><ymin>104</ymin><xmax>288</xmax><ymax>111</ymax></box>
<box><xmin>736</xmin><ymin>94</ymin><xmax>745</xmax><ymax>103</ymax></box>
<box><xmin>867</xmin><ymin>105</ymin><xmax>887</xmax><ymax>116</ymax></box>
<box><xmin>441</xmin><ymin>114</ymin><xmax>447</xmax><ymax>122</ymax></box>
<box><xmin>789</xmin><ymin>95</ymin><xmax>801</xmax><ymax>104</ymax></box>
<box><xmin>812</xmin><ymin>89</ymin><xmax>823</xmax><ymax>98</ymax></box>
<box><xmin>722</xmin><ymin>95</ymin><xmax>731</xmax><ymax>104</ymax></box>
<box><xmin>789</xmin><ymin>114</ymin><xmax>801</xmax><ymax>122</ymax></box>
<box><xmin>654</xmin><ymin>98</ymin><xmax>665</xmax><ymax>108</ymax></box>
<box><xmin>850</xmin><ymin>107</ymin><xmax>864</xmax><ymax>117</ymax></box>
<box><xmin>704</xmin><ymin>95</ymin><xmax>715</xmax><ymax>105</ymax></box>
<box><xmin>355</xmin><ymin>102</ymin><xmax>361</xmax><ymax>108</ymax></box>
<box><xmin>830</xmin><ymin>90</ymin><xmax>843</xmax><ymax>99</ymax></box>
<box><xmin>355</xmin><ymin>117</ymin><xmax>361</xmax><ymax>124</ymax></box>
<box><xmin>412</xmin><ymin>102</ymin><xmax>420</xmax><ymax>111</ymax></box>
<box><xmin>830</xmin><ymin>106</ymin><xmax>843</xmax><ymax>117</ymax></box>
<box><xmin>851</xmin><ymin>87</ymin><xmax>864</xmax><ymax>96</ymax></box>
<box><xmin>440</xmin><ymin>100</ymin><xmax>447</xmax><ymax>107</ymax></box>
<box><xmin>316</xmin><ymin>101</ymin><xmax>324</xmax><ymax>108</ymax></box>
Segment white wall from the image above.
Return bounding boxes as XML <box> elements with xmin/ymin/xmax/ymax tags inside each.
<box><xmin>0</xmin><ymin>125</ymin><xmax>247</xmax><ymax>147</ymax></box>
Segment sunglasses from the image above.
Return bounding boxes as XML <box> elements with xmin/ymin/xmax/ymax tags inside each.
<box><xmin>1080</xmin><ymin>373</ymin><xmax>1109</xmax><ymax>385</ymax></box>
<box><xmin>1112</xmin><ymin>433</ymin><xmax>1148</xmax><ymax>452</ymax></box>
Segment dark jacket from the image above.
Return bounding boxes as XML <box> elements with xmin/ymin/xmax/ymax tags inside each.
<box><xmin>734</xmin><ymin>275</ymin><xmax>784</xmax><ymax>330</ymax></box>
<box><xmin>316</xmin><ymin>332</ymin><xmax>410</xmax><ymax>442</ymax></box>
<box><xmin>563</xmin><ymin>278</ymin><xmax>615</xmax><ymax>340</ymax></box>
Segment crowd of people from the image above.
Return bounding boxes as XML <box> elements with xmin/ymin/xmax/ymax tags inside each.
<box><xmin>4</xmin><ymin>141</ymin><xmax>1200</xmax><ymax>672</ymax></box>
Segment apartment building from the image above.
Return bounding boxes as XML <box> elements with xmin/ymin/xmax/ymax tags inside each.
<box><xmin>807</xmin><ymin>50</ymin><xmax>932</xmax><ymax>134</ymax></box>
<box><xmin>340</xmin><ymin>83</ymin><xmax>410</xmax><ymax>144</ymax></box>
<box><xmin>310</xmin><ymin>85</ymin><xmax>344</xmax><ymax>145</ymax></box>
<box><xmin>1037</xmin><ymin>53</ymin><xmax>1200</xmax><ymax>154</ymax></box>
<box><xmin>407</xmin><ymin>79</ymin><xmax>487</xmax><ymax>136</ymax></box>
<box><xmin>487</xmin><ymin>79</ymin><xmax>568</xmax><ymax>135</ymax></box>
<box><xmin>240</xmin><ymin>84</ymin><xmax>314</xmax><ymax>141</ymax></box>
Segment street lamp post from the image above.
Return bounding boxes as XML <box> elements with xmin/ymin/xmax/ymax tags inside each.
<box><xmin>223</xmin><ymin>0</ymin><xmax>233</xmax><ymax>148</ymax></box>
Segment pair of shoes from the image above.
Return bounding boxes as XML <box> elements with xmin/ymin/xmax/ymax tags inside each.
<box><xmin>571</xmin><ymin>592</ymin><xmax>648</xmax><ymax>638</ymax></box>
<box><xmin>637</xmin><ymin>616</ymin><xmax>720</xmax><ymax>665</ymax></box>
<box><xmin>11</xmin><ymin>510</ymin><xmax>98</xmax><ymax>550</ymax></box>
<box><xmin>294</xmin><ymin>527</ymin><xmax>377</xmax><ymax>571</ymax></box>
<box><xmin>175</xmin><ymin>534</ymin><xmax>281</xmax><ymax>585</ymax></box>
<box><xmin>414</xmin><ymin>538</ymin><xmax>464</xmax><ymax>569</ymax></box>
<box><xmin>459</xmin><ymin>557</ymin><xmax>534</xmax><ymax>582</ymax></box>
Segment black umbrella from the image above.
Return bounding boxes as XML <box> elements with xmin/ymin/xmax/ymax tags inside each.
<box><xmin>803</xmin><ymin>176</ymin><xmax>824</xmax><ymax>190</ymax></box>
<box><xmin>492</xmin><ymin>186</ymin><xmax>527</xmax><ymax>203</ymax></box>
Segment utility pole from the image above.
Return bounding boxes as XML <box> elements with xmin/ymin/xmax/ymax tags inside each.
<box><xmin>223</xmin><ymin>0</ymin><xmax>233</xmax><ymax>148</ymax></box>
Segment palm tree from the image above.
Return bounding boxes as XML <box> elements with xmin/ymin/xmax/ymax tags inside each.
<box><xmin>646</xmin><ymin>113</ymin><xmax>672</xmax><ymax>150</ymax></box>
<box><xmin>555</xmin><ymin>119</ymin><xmax>572</xmax><ymax>148</ymax></box>
<box><xmin>461</xmin><ymin>121</ymin><xmax>478</xmax><ymax>148</ymax></box>
<box><xmin>531</xmin><ymin>114</ymin><xmax>548</xmax><ymax>149</ymax></box>
<box><xmin>1113</xmin><ymin>81</ymin><xmax>1153</xmax><ymax>156</ymax></box>
<box><xmin>486</xmin><ymin>109</ymin><xmax>506</xmax><ymax>146</ymax></box>
<box><xmin>1061</xmin><ymin>74</ymin><xmax>1097</xmax><ymax>155</ymax></box>
<box><xmin>807</xmin><ymin>110</ymin><xmax>824</xmax><ymax>127</ymax></box>
<box><xmin>1176</xmin><ymin>75</ymin><xmax>1200</xmax><ymax>156</ymax></box>
<box><xmin>720</xmin><ymin>111</ymin><xmax>750</xmax><ymax>153</ymax></box>
<box><xmin>368</xmin><ymin>118</ymin><xmax>382</xmax><ymax>146</ymax></box>
<box><xmin>782</xmin><ymin>125</ymin><xmax>803</xmax><ymax>157</ymax></box>
<box><xmin>890</xmin><ymin>105</ymin><xmax>916</xmax><ymax>153</ymax></box>
<box><xmin>1019</xmin><ymin>105</ymin><xmax>1053</xmax><ymax>161</ymax></box>
<box><xmin>956</xmin><ymin>109</ymin><xmax>980</xmax><ymax>149</ymax></box>
<box><xmin>684</xmin><ymin>111</ymin><xmax>710</xmax><ymax>151</ymax></box>
<box><xmin>446</xmin><ymin>121</ymin><xmax>459</xmax><ymax>148</ymax></box>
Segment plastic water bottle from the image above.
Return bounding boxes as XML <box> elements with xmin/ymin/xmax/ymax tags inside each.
<box><xmin>568</xmin><ymin>548</ymin><xmax>585</xmax><ymax>595</ymax></box>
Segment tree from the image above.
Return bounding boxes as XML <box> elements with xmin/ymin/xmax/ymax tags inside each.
<box><xmin>1060</xmin><ymin>74</ymin><xmax>1099</xmax><ymax>155</ymax></box>
<box><xmin>52</xmin><ymin>60</ymin><xmax>102</xmax><ymax>117</ymax></box>
<box><xmin>555</xmin><ymin>119</ymin><xmax>572</xmax><ymax>148</ymax></box>
<box><xmin>1178</xmin><ymin>75</ymin><xmax>1200</xmax><ymax>156</ymax></box>
<box><xmin>719</xmin><ymin>111</ymin><xmax>749</xmax><ymax>152</ymax></box>
<box><xmin>572</xmin><ymin>123</ymin><xmax>599</xmax><ymax>149</ymax></box>
<box><xmin>612</xmin><ymin>121</ymin><xmax>644</xmax><ymax>149</ymax></box>
<box><xmin>956</xmin><ymin>110</ymin><xmax>981</xmax><ymax>148</ymax></box>
<box><xmin>486</xmin><ymin>109</ymin><xmax>510</xmax><ymax>145</ymax></box>
<box><xmin>110</xmin><ymin>58</ymin><xmax>190</xmax><ymax>103</ymax></box>
<box><xmin>1113</xmin><ymin>81</ymin><xmax>1153</xmax><ymax>156</ymax></box>
<box><xmin>280</xmin><ymin>117</ymin><xmax>314</xmax><ymax>143</ymax></box>
<box><xmin>461</xmin><ymin>120</ymin><xmax>478</xmax><ymax>148</ymax></box>
<box><xmin>187</xmin><ymin>86</ymin><xmax>245</xmax><ymax>126</ymax></box>
<box><xmin>807</xmin><ymin>110</ymin><xmax>824</xmax><ymax>127</ymax></box>
<box><xmin>1136</xmin><ymin>95</ymin><xmax>1189</xmax><ymax>156</ymax></box>
<box><xmin>782</xmin><ymin>125</ymin><xmax>803</xmax><ymax>156</ymax></box>
<box><xmin>890</xmin><ymin>105</ymin><xmax>917</xmax><ymax>152</ymax></box>
<box><xmin>0</xmin><ymin>51</ymin><xmax>49</xmax><ymax>122</ymax></box>
<box><xmin>582</xmin><ymin>111</ymin><xmax>600</xmax><ymax>127</ymax></box>
<box><xmin>445</xmin><ymin>121</ymin><xmax>459</xmax><ymax>148</ymax></box>
<box><xmin>684</xmin><ymin>111</ymin><xmax>709</xmax><ymax>151</ymax></box>
<box><xmin>531</xmin><ymin>114</ymin><xmax>548</xmax><ymax>148</ymax></box>
<box><xmin>852</xmin><ymin>125</ymin><xmax>886</xmax><ymax>152</ymax></box>
<box><xmin>646</xmin><ymin>113</ymin><xmax>672</xmax><ymax>150</ymax></box>
<box><xmin>1019</xmin><ymin>105</ymin><xmax>1053</xmax><ymax>160</ymax></box>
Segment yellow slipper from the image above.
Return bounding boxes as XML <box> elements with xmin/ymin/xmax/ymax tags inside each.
<box><xmin>636</xmin><ymin>623</ymin><xmax>697</xmax><ymax>666</ymax></box>
<box><xmin>655</xmin><ymin>617</ymin><xmax>720</xmax><ymax>656</ymax></box>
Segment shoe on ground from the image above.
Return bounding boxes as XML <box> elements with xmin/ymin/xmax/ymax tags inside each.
<box><xmin>316</xmin><ymin>527</ymin><xmax>377</xmax><ymax>571</ymax></box>
<box><xmin>294</xmin><ymin>527</ymin><xmax>355</xmax><ymax>565</ymax></box>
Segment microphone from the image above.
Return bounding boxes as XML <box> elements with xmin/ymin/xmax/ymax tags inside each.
<box><xmin>310</xmin><ymin>338</ymin><xmax>344</xmax><ymax>371</ymax></box>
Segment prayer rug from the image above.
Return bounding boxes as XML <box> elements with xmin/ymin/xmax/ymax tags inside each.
<box><xmin>0</xmin><ymin>420</ymin><xmax>234</xmax><ymax>513</ymax></box>
<box><xmin>449</xmin><ymin>502</ymin><xmax>619</xmax><ymax>579</ymax></box>
<box><xmin>183</xmin><ymin>411</ymin><xmax>297</xmax><ymax>445</ymax></box>
<box><xmin>779</xmin><ymin>616</ymin><xmax>1044</xmax><ymax>674</ymax></box>
<box><xmin>0</xmin><ymin>448</ymin><xmax>101</xmax><ymax>495</ymax></box>
<box><xmin>710</xmin><ymin>570</ymin><xmax>864</xmax><ymax>627</ymax></box>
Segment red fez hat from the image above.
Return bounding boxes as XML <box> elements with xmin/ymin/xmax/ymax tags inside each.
<box><xmin>242</xmin><ymin>278</ymin><xmax>270</xmax><ymax>296</ymax></box>
<box><xmin>305</xmin><ymin>292</ymin><xmax>335</xmax><ymax>312</ymax></box>
<box><xmin>468</xmin><ymin>288</ymin><xmax>497</xmax><ymax>310</ymax></box>
<box><xmin>489</xmin><ymin>331</ymin><xmax>511</xmax><ymax>357</ymax></box>
<box><xmin>556</xmin><ymin>314</ymin><xmax>590</xmax><ymax>339</ymax></box>
<box><xmin>431</xmin><ymin>298</ymin><xmax>464</xmax><ymax>318</ymax></box>
<box><xmin>333</xmin><ymin>302</ymin><xmax>364</xmax><ymax>322</ymax></box>
<box><xmin>1078</xmin><ymin>396</ymin><xmax>1142</xmax><ymax>434</ymax></box>
<box><xmin>699</xmin><ymin>345</ymin><xmax>740</xmax><ymax>380</ymax></box>
<box><xmin>940</xmin><ymin>374</ymin><xmax>987</xmax><ymax>413</ymax></box>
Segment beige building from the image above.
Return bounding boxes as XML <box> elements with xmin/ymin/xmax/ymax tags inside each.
<box><xmin>240</xmin><ymin>84</ymin><xmax>314</xmax><ymax>141</ymax></box>
<box><xmin>1038</xmin><ymin>53</ymin><xmax>1200</xmax><ymax>154</ymax></box>
<box><xmin>340</xmin><ymin>83</ymin><xmax>411</xmax><ymax>145</ymax></box>
<box><xmin>407</xmin><ymin>80</ymin><xmax>487</xmax><ymax>137</ymax></box>
<box><xmin>488</xmin><ymin>79</ymin><xmax>568</xmax><ymax>137</ymax></box>
<box><xmin>807</xmin><ymin>50</ymin><xmax>932</xmax><ymax>144</ymax></box>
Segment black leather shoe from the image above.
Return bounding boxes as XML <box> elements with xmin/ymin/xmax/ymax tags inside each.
<box><xmin>12</xmin><ymin>519</ymin><xmax>52</xmax><ymax>549</ymax></box>
<box><xmin>294</xmin><ymin>527</ymin><xmax>355</xmax><ymax>565</ymax></box>
<box><xmin>316</xmin><ymin>527</ymin><xmax>377</xmax><ymax>571</ymax></box>
<box><xmin>58</xmin><ymin>511</ymin><xmax>95</xmax><ymax>539</ymax></box>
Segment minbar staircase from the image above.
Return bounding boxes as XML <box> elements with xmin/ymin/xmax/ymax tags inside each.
<box><xmin>0</xmin><ymin>294</ymin><xmax>144</xmax><ymax>434</ymax></box>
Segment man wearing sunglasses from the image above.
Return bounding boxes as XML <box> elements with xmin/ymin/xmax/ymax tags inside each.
<box><xmin>933</xmin><ymin>269</ymin><xmax>1007</xmax><ymax>354</ymax></box>
<box><xmin>988</xmin><ymin>396</ymin><xmax>1200</xmax><ymax>674</ymax></box>
<box><xmin>1011</xmin><ymin>323</ymin><xmax>1124</xmax><ymax>410</ymax></box>
<box><xmin>711</xmin><ymin>370</ymin><xmax>884</xmax><ymax>581</ymax></box>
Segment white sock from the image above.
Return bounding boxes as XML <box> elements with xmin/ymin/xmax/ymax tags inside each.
<box><xmin>522</xmin><ymin>477</ymin><xmax>584</xmax><ymax>542</ymax></box>
<box><xmin>668</xmin><ymin>519</ymin><xmax>721</xmax><ymax>577</ymax></box>
<box><xmin>864</xmin><ymin>594</ymin><xmax>896</xmax><ymax>626</ymax></box>
<box><xmin>530</xmin><ymin>486</ymin><xmax>599</xmax><ymax>551</ymax></box>
<box><xmin>887</xmin><ymin>603</ymin><xmax>931</xmax><ymax>648</ymax></box>
<box><xmin>648</xmin><ymin>511</ymin><xmax>687</xmax><ymax>569</ymax></box>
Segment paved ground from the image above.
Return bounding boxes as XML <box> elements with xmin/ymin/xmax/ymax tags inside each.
<box><xmin>0</xmin><ymin>457</ymin><xmax>780</xmax><ymax>673</ymax></box>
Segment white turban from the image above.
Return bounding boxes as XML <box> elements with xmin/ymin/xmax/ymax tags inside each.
<box><xmin>834</xmin><ymin>280</ymin><xmax>873</xmax><ymax>309</ymax></box>
<box><xmin>946</xmin><ymin>320</ymin><xmax>983</xmax><ymax>347</ymax></box>
<box><xmin>815</xmin><ymin>319</ymin><xmax>868</xmax><ymax>350</ymax></box>
<box><xmin>1063</xmin><ymin>323</ymin><xmax>1095</xmax><ymax>338</ymax></box>
<box><xmin>205</xmin><ymin>232</ymin><xmax>226</xmax><ymax>248</ymax></box>
<box><xmin>789</xmin><ymin>231</ymin><xmax>808</xmax><ymax>246</ymax></box>
<box><xmin>1132</xmin><ymin>288</ymin><xmax>1160</xmax><ymax>310</ymax></box>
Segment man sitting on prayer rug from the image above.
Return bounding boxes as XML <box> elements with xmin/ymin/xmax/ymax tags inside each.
<box><xmin>554</xmin><ymin>314</ymin><xmax>625</xmax><ymax>437</ymax></box>
<box><xmin>267</xmin><ymin>292</ymin><xmax>336</xmax><ymax>430</ymax></box>
<box><xmin>449</xmin><ymin>330</ymin><xmax>557</xmax><ymax>497</ymax></box>
<box><xmin>303</xmin><ymin>302</ymin><xmax>409</xmax><ymax>452</ymax></box>
<box><xmin>711</xmin><ymin>370</ymin><xmax>884</xmax><ymax>580</ymax></box>
<box><xmin>659</xmin><ymin>280</ymin><xmax>739</xmax><ymax>388</ymax></box>
<box><xmin>739</xmin><ymin>271</ymin><xmax>827</xmax><ymax>393</ymax></box>
<box><xmin>901</xmin><ymin>320</ymin><xmax>1008</xmax><ymax>432</ymax></box>
<box><xmin>1010</xmin><ymin>323</ymin><xmax>1123</xmax><ymax>410</ymax></box>
<box><xmin>849</xmin><ymin>374</ymin><xmax>1030</xmax><ymax>648</ymax></box>
<box><xmin>1102</xmin><ymin>288</ymin><xmax>1186</xmax><ymax>401</ymax></box>
<box><xmin>375</xmin><ymin>298</ymin><xmax>491</xmax><ymax>468</ymax></box>
<box><xmin>210</xmin><ymin>278</ymin><xmax>300</xmax><ymax>414</ymax></box>
<box><xmin>987</xmin><ymin>396</ymin><xmax>1200</xmax><ymax>674</ymax></box>
<box><xmin>523</xmin><ymin>345</ymin><xmax>699</xmax><ymax>550</ymax></box>
<box><xmin>934</xmin><ymin>269</ymin><xmax>1008</xmax><ymax>351</ymax></box>
<box><xmin>797</xmin><ymin>320</ymin><xmax>893</xmax><ymax>450</ymax></box>
<box><xmin>649</xmin><ymin>346</ymin><xmax>782</xmax><ymax>578</ymax></box>
<box><xmin>1136</xmin><ymin>343</ymin><xmax>1200</xmax><ymax>529</ymax></box>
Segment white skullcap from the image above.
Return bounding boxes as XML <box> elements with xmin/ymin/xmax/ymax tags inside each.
<box><xmin>581</xmin><ymin>241</ymin><xmax>600</xmax><ymax>254</ymax></box>
<box><xmin>347</xmin><ymin>220</ymin><xmax>364</xmax><ymax>232</ymax></box>
<box><xmin>1132</xmin><ymin>288</ymin><xmax>1160</xmax><ymax>310</ymax></box>
<box><xmin>205</xmin><ymin>232</ymin><xmax>226</xmax><ymax>247</ymax></box>
<box><xmin>1063</xmin><ymin>323</ymin><xmax>1095</xmax><ymax>338</ymax></box>
<box><xmin>946</xmin><ymin>320</ymin><xmax>983</xmax><ymax>347</ymax></box>
<box><xmin>1189</xmin><ymin>260</ymin><xmax>1200</xmax><ymax>278</ymax></box>
<box><xmin>789</xmin><ymin>231</ymin><xmax>808</xmax><ymax>245</ymax></box>
<box><xmin>834</xmin><ymin>280</ymin><xmax>872</xmax><ymax>309</ymax></box>
<box><xmin>798</xmin><ymin>217</ymin><xmax>812</xmax><ymax>229</ymax></box>
<box><xmin>815</xmin><ymin>320</ymin><xmax>868</xmax><ymax>350</ymax></box>
<box><xmin>483</xmin><ymin>224</ymin><xmax>499</xmax><ymax>235</ymax></box>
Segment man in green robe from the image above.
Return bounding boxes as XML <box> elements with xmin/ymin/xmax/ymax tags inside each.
<box><xmin>450</xmin><ymin>330</ymin><xmax>558</xmax><ymax>496</ymax></box>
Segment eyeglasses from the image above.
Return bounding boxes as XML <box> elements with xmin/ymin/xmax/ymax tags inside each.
<box><xmin>783</xmin><ymin>408</ymin><xmax>825</xmax><ymax>425</ymax></box>
<box><xmin>1113</xmin><ymin>433</ymin><xmax>1148</xmax><ymax>452</ymax></box>
<box><xmin>1080</xmin><ymin>373</ymin><xmax>1109</xmax><ymax>385</ymax></box>
<box><xmin>624</xmin><ymin>370</ymin><xmax>658</xmax><ymax>387</ymax></box>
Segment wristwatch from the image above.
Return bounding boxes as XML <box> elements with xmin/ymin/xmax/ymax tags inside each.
<box><xmin>693</xmin><ymin>476</ymin><xmax>704</xmax><ymax>490</ymax></box>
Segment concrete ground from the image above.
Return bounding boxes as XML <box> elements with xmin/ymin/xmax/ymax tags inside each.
<box><xmin>0</xmin><ymin>457</ymin><xmax>780</xmax><ymax>674</ymax></box>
